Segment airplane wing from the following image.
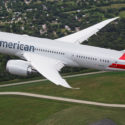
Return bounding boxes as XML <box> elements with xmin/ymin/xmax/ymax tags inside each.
<box><xmin>23</xmin><ymin>53</ymin><xmax>72</xmax><ymax>88</ymax></box>
<box><xmin>56</xmin><ymin>17</ymin><xmax>119</xmax><ymax>44</ymax></box>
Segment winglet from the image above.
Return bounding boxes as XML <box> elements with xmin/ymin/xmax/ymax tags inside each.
<box><xmin>96</xmin><ymin>17</ymin><xmax>119</xmax><ymax>30</ymax></box>
<box><xmin>107</xmin><ymin>17</ymin><xmax>119</xmax><ymax>23</ymax></box>
<box><xmin>58</xmin><ymin>79</ymin><xmax>72</xmax><ymax>88</ymax></box>
<box><xmin>111</xmin><ymin>17</ymin><xmax>119</xmax><ymax>20</ymax></box>
<box><xmin>58</xmin><ymin>79</ymin><xmax>80</xmax><ymax>89</ymax></box>
<box><xmin>56</xmin><ymin>17</ymin><xmax>119</xmax><ymax>44</ymax></box>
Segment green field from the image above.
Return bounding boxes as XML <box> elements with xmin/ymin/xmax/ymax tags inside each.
<box><xmin>0</xmin><ymin>96</ymin><xmax>72</xmax><ymax>125</ymax></box>
<box><xmin>100</xmin><ymin>3</ymin><xmax>125</xmax><ymax>10</ymax></box>
<box><xmin>120</xmin><ymin>11</ymin><xmax>125</xmax><ymax>17</ymax></box>
<box><xmin>0</xmin><ymin>69</ymin><xmax>97</xmax><ymax>85</ymax></box>
<box><xmin>1</xmin><ymin>96</ymin><xmax>125</xmax><ymax>125</ymax></box>
<box><xmin>1</xmin><ymin>72</ymin><xmax>125</xmax><ymax>125</ymax></box>
<box><xmin>1</xmin><ymin>72</ymin><xmax>125</xmax><ymax>103</ymax></box>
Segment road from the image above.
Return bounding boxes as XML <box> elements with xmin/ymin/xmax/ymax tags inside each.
<box><xmin>0</xmin><ymin>71</ymin><xmax>125</xmax><ymax>108</ymax></box>
<box><xmin>0</xmin><ymin>71</ymin><xmax>106</xmax><ymax>88</ymax></box>
<box><xmin>0</xmin><ymin>92</ymin><xmax>125</xmax><ymax>108</ymax></box>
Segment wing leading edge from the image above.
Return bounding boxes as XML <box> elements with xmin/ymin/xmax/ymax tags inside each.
<box><xmin>56</xmin><ymin>17</ymin><xmax>119</xmax><ymax>44</ymax></box>
<box><xmin>24</xmin><ymin>53</ymin><xmax>72</xmax><ymax>88</ymax></box>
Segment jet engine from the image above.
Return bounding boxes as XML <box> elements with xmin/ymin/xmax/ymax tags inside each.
<box><xmin>6</xmin><ymin>60</ymin><xmax>36</xmax><ymax>76</ymax></box>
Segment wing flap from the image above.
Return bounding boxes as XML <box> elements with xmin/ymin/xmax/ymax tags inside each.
<box><xmin>24</xmin><ymin>53</ymin><xmax>72</xmax><ymax>88</ymax></box>
<box><xmin>56</xmin><ymin>17</ymin><xmax>119</xmax><ymax>44</ymax></box>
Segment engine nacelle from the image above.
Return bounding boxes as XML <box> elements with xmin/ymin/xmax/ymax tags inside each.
<box><xmin>6</xmin><ymin>60</ymin><xmax>36</xmax><ymax>76</ymax></box>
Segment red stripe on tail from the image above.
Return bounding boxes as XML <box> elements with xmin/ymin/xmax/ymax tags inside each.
<box><xmin>119</xmin><ymin>53</ymin><xmax>125</xmax><ymax>60</ymax></box>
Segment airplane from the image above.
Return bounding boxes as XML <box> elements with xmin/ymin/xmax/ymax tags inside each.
<box><xmin>0</xmin><ymin>17</ymin><xmax>123</xmax><ymax>88</ymax></box>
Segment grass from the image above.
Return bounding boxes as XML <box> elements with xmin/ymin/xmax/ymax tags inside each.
<box><xmin>0</xmin><ymin>69</ymin><xmax>97</xmax><ymax>85</ymax></box>
<box><xmin>1</xmin><ymin>72</ymin><xmax>125</xmax><ymax>125</ymax></box>
<box><xmin>100</xmin><ymin>3</ymin><xmax>125</xmax><ymax>10</ymax></box>
<box><xmin>64</xmin><ymin>3</ymin><xmax>125</xmax><ymax>14</ymax></box>
<box><xmin>0</xmin><ymin>96</ymin><xmax>125</xmax><ymax>125</ymax></box>
<box><xmin>120</xmin><ymin>11</ymin><xmax>125</xmax><ymax>17</ymax></box>
<box><xmin>1</xmin><ymin>72</ymin><xmax>125</xmax><ymax>104</ymax></box>
<box><xmin>0</xmin><ymin>76</ymin><xmax>42</xmax><ymax>85</ymax></box>
<box><xmin>40</xmin><ymin>105</ymin><xmax>125</xmax><ymax>125</ymax></box>
<box><xmin>0</xmin><ymin>96</ymin><xmax>72</xmax><ymax>125</ymax></box>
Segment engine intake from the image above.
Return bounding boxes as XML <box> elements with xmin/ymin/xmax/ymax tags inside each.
<box><xmin>6</xmin><ymin>60</ymin><xmax>36</xmax><ymax>76</ymax></box>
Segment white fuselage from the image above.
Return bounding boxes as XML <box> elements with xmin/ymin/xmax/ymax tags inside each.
<box><xmin>0</xmin><ymin>31</ymin><xmax>124</xmax><ymax>71</ymax></box>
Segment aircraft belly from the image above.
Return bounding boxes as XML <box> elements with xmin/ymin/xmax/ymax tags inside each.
<box><xmin>0</xmin><ymin>47</ymin><xmax>17</xmax><ymax>55</ymax></box>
